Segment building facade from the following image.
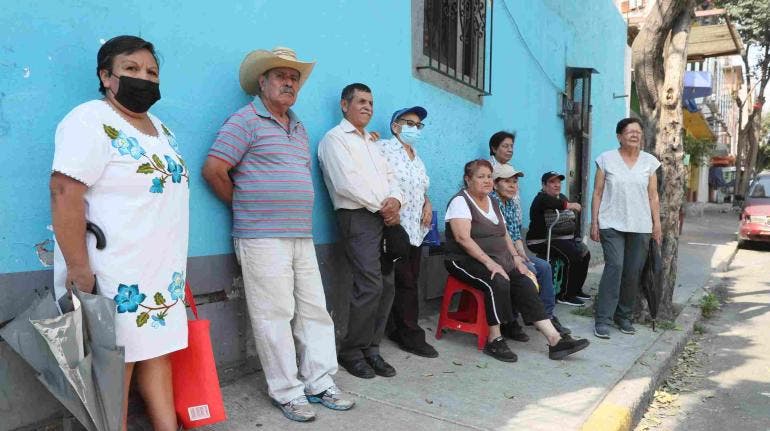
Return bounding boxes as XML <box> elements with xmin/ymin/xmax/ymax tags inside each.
<box><xmin>0</xmin><ymin>1</ymin><xmax>627</xmax><ymax>427</ymax></box>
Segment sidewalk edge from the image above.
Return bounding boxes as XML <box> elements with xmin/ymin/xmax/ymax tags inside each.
<box><xmin>579</xmin><ymin>242</ymin><xmax>736</xmax><ymax>431</ymax></box>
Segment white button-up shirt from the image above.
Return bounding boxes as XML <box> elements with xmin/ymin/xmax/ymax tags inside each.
<box><xmin>318</xmin><ymin>119</ymin><xmax>402</xmax><ymax>213</ymax></box>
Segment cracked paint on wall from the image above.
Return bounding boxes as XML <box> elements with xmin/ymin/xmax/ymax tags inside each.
<box><xmin>34</xmin><ymin>239</ymin><xmax>54</xmax><ymax>267</ymax></box>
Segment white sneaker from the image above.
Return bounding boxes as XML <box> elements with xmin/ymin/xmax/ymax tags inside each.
<box><xmin>272</xmin><ymin>395</ymin><xmax>316</xmax><ymax>422</ymax></box>
<box><xmin>307</xmin><ymin>384</ymin><xmax>355</xmax><ymax>411</ymax></box>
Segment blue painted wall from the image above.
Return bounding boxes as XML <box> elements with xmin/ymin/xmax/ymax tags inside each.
<box><xmin>0</xmin><ymin>0</ymin><xmax>626</xmax><ymax>275</ymax></box>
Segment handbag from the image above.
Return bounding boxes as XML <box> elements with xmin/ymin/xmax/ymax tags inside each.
<box><xmin>382</xmin><ymin>224</ymin><xmax>411</xmax><ymax>260</ymax></box>
<box><xmin>543</xmin><ymin>209</ymin><xmax>577</xmax><ymax>236</ymax></box>
<box><xmin>171</xmin><ymin>283</ymin><xmax>227</xmax><ymax>428</ymax></box>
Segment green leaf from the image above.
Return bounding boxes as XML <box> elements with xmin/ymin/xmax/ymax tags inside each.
<box><xmin>152</xmin><ymin>154</ymin><xmax>165</xmax><ymax>170</ymax></box>
<box><xmin>153</xmin><ymin>292</ymin><xmax>166</xmax><ymax>305</ymax></box>
<box><xmin>161</xmin><ymin>123</ymin><xmax>172</xmax><ymax>136</ymax></box>
<box><xmin>177</xmin><ymin>156</ymin><xmax>186</xmax><ymax>168</ymax></box>
<box><xmin>103</xmin><ymin>124</ymin><xmax>119</xmax><ymax>139</ymax></box>
<box><xmin>136</xmin><ymin>163</ymin><xmax>154</xmax><ymax>174</ymax></box>
<box><xmin>136</xmin><ymin>312</ymin><xmax>150</xmax><ymax>327</ymax></box>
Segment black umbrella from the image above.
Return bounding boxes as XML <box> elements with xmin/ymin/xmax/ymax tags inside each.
<box><xmin>641</xmin><ymin>238</ymin><xmax>663</xmax><ymax>331</ymax></box>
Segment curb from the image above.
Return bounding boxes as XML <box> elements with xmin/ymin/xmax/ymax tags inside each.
<box><xmin>579</xmin><ymin>241</ymin><xmax>738</xmax><ymax>431</ymax></box>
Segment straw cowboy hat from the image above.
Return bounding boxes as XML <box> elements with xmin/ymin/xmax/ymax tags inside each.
<box><xmin>239</xmin><ymin>47</ymin><xmax>315</xmax><ymax>95</ymax></box>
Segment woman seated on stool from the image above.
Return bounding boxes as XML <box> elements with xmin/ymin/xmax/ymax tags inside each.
<box><xmin>443</xmin><ymin>159</ymin><xmax>589</xmax><ymax>362</ymax></box>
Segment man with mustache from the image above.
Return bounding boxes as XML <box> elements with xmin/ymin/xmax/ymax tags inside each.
<box><xmin>203</xmin><ymin>47</ymin><xmax>354</xmax><ymax>422</ymax></box>
<box><xmin>318</xmin><ymin>83</ymin><xmax>403</xmax><ymax>379</ymax></box>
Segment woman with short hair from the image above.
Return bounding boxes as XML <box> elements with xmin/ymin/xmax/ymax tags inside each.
<box><xmin>50</xmin><ymin>35</ymin><xmax>188</xmax><ymax>430</ymax></box>
<box><xmin>443</xmin><ymin>159</ymin><xmax>589</xmax><ymax>362</ymax></box>
<box><xmin>590</xmin><ymin>117</ymin><xmax>661</xmax><ymax>339</ymax></box>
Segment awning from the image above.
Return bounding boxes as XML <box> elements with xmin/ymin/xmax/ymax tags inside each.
<box><xmin>683</xmin><ymin>110</ymin><xmax>716</xmax><ymax>141</ymax></box>
<box><xmin>687</xmin><ymin>21</ymin><xmax>744</xmax><ymax>60</ymax></box>
<box><xmin>683</xmin><ymin>71</ymin><xmax>712</xmax><ymax>99</ymax></box>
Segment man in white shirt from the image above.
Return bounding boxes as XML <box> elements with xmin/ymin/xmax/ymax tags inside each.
<box><xmin>318</xmin><ymin>83</ymin><xmax>403</xmax><ymax>379</ymax></box>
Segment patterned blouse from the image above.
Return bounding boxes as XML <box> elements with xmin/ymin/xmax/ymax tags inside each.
<box><xmin>378</xmin><ymin>137</ymin><xmax>430</xmax><ymax>246</ymax></box>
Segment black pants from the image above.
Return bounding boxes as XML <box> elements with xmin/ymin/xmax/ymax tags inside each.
<box><xmin>444</xmin><ymin>258</ymin><xmax>548</xmax><ymax>326</ymax></box>
<box><xmin>336</xmin><ymin>209</ymin><xmax>395</xmax><ymax>361</ymax></box>
<box><xmin>529</xmin><ymin>239</ymin><xmax>590</xmax><ymax>299</ymax></box>
<box><xmin>385</xmin><ymin>246</ymin><xmax>427</xmax><ymax>347</ymax></box>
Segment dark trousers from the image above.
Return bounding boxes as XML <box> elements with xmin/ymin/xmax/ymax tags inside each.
<box><xmin>336</xmin><ymin>209</ymin><xmax>394</xmax><ymax>361</ymax></box>
<box><xmin>595</xmin><ymin>229</ymin><xmax>650</xmax><ymax>325</ymax></box>
<box><xmin>385</xmin><ymin>245</ymin><xmax>427</xmax><ymax>347</ymax></box>
<box><xmin>529</xmin><ymin>239</ymin><xmax>591</xmax><ymax>299</ymax></box>
<box><xmin>444</xmin><ymin>258</ymin><xmax>548</xmax><ymax>326</ymax></box>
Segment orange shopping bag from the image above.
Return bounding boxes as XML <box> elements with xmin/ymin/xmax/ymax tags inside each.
<box><xmin>171</xmin><ymin>283</ymin><xmax>227</xmax><ymax>428</ymax></box>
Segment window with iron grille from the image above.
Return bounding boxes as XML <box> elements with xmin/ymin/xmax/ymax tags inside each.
<box><xmin>412</xmin><ymin>0</ymin><xmax>493</xmax><ymax>102</ymax></box>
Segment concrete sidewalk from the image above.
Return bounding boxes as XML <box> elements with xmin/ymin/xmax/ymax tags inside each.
<box><xmin>191</xmin><ymin>205</ymin><xmax>739</xmax><ymax>431</ymax></box>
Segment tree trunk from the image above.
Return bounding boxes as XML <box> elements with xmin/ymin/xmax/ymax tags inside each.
<box><xmin>631</xmin><ymin>0</ymin><xmax>694</xmax><ymax>322</ymax></box>
<box><xmin>736</xmin><ymin>44</ymin><xmax>770</xmax><ymax>197</ymax></box>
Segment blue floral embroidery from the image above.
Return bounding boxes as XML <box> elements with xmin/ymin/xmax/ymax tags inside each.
<box><xmin>112</xmin><ymin>273</ymin><xmax>184</xmax><ymax>328</ymax></box>
<box><xmin>161</xmin><ymin>124</ymin><xmax>181</xmax><ymax>155</ymax></box>
<box><xmin>105</xmin><ymin>126</ymin><xmax>146</xmax><ymax>160</ymax></box>
<box><xmin>151</xmin><ymin>314</ymin><xmax>167</xmax><ymax>328</ymax></box>
<box><xmin>164</xmin><ymin>155</ymin><xmax>184</xmax><ymax>183</ymax></box>
<box><xmin>113</xmin><ymin>284</ymin><xmax>147</xmax><ymax>313</ymax></box>
<box><xmin>167</xmin><ymin>271</ymin><xmax>185</xmax><ymax>300</ymax></box>
<box><xmin>150</xmin><ymin>177</ymin><xmax>164</xmax><ymax>193</ymax></box>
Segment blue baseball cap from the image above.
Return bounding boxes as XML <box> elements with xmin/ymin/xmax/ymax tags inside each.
<box><xmin>390</xmin><ymin>106</ymin><xmax>428</xmax><ymax>125</ymax></box>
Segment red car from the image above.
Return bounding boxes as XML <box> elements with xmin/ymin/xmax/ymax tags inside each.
<box><xmin>738</xmin><ymin>171</ymin><xmax>770</xmax><ymax>247</ymax></box>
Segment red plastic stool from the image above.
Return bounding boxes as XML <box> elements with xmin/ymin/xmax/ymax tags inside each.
<box><xmin>435</xmin><ymin>275</ymin><xmax>489</xmax><ymax>350</ymax></box>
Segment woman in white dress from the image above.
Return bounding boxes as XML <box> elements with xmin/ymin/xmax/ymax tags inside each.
<box><xmin>50</xmin><ymin>35</ymin><xmax>189</xmax><ymax>431</ymax></box>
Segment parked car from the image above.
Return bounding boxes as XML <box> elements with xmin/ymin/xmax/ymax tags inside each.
<box><xmin>738</xmin><ymin>170</ymin><xmax>770</xmax><ymax>248</ymax></box>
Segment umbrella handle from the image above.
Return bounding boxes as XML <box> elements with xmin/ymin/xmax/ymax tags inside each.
<box><xmin>184</xmin><ymin>282</ymin><xmax>199</xmax><ymax>320</ymax></box>
<box><xmin>86</xmin><ymin>222</ymin><xmax>106</xmax><ymax>250</ymax></box>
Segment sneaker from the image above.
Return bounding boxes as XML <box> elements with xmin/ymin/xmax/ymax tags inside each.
<box><xmin>307</xmin><ymin>385</ymin><xmax>355</xmax><ymax>411</ymax></box>
<box><xmin>483</xmin><ymin>336</ymin><xmax>518</xmax><ymax>362</ymax></box>
<box><xmin>575</xmin><ymin>291</ymin><xmax>592</xmax><ymax>300</ymax></box>
<box><xmin>614</xmin><ymin>319</ymin><xmax>636</xmax><ymax>334</ymax></box>
<box><xmin>272</xmin><ymin>396</ymin><xmax>315</xmax><ymax>422</ymax></box>
<box><xmin>557</xmin><ymin>296</ymin><xmax>585</xmax><ymax>307</ymax></box>
<box><xmin>548</xmin><ymin>337</ymin><xmax>590</xmax><ymax>360</ymax></box>
<box><xmin>501</xmin><ymin>321</ymin><xmax>530</xmax><ymax>342</ymax></box>
<box><xmin>594</xmin><ymin>323</ymin><xmax>611</xmax><ymax>339</ymax></box>
<box><xmin>550</xmin><ymin>316</ymin><xmax>572</xmax><ymax>336</ymax></box>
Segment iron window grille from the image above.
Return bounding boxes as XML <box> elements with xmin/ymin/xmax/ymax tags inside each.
<box><xmin>418</xmin><ymin>0</ymin><xmax>493</xmax><ymax>96</ymax></box>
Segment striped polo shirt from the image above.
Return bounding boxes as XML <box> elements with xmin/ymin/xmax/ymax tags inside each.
<box><xmin>209</xmin><ymin>97</ymin><xmax>313</xmax><ymax>238</ymax></box>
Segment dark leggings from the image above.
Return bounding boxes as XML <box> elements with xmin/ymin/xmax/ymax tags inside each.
<box><xmin>444</xmin><ymin>258</ymin><xmax>549</xmax><ymax>326</ymax></box>
<box><xmin>529</xmin><ymin>239</ymin><xmax>590</xmax><ymax>298</ymax></box>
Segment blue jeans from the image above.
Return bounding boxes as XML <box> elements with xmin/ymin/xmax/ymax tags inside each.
<box><xmin>525</xmin><ymin>256</ymin><xmax>555</xmax><ymax>318</ymax></box>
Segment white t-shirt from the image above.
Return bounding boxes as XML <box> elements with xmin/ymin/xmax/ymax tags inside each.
<box><xmin>596</xmin><ymin>149</ymin><xmax>661</xmax><ymax>233</ymax></box>
<box><xmin>445</xmin><ymin>190</ymin><xmax>501</xmax><ymax>225</ymax></box>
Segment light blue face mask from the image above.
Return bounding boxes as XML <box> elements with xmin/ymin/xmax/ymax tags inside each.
<box><xmin>399</xmin><ymin>125</ymin><xmax>422</xmax><ymax>145</ymax></box>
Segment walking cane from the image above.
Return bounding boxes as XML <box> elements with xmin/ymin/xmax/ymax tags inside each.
<box><xmin>546</xmin><ymin>210</ymin><xmax>561</xmax><ymax>263</ymax></box>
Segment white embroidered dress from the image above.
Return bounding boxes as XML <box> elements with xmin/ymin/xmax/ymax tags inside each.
<box><xmin>378</xmin><ymin>138</ymin><xmax>430</xmax><ymax>246</ymax></box>
<box><xmin>52</xmin><ymin>100</ymin><xmax>189</xmax><ymax>362</ymax></box>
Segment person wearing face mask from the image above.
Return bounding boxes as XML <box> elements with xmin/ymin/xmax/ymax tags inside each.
<box><xmin>376</xmin><ymin>107</ymin><xmax>438</xmax><ymax>358</ymax></box>
<box><xmin>50</xmin><ymin>35</ymin><xmax>187</xmax><ymax>430</ymax></box>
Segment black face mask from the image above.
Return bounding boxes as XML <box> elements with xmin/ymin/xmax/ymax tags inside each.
<box><xmin>111</xmin><ymin>75</ymin><xmax>161</xmax><ymax>113</ymax></box>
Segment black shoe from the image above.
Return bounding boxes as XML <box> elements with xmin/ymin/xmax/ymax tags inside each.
<box><xmin>548</xmin><ymin>337</ymin><xmax>590</xmax><ymax>360</ymax></box>
<box><xmin>398</xmin><ymin>342</ymin><xmax>439</xmax><ymax>358</ymax></box>
<box><xmin>576</xmin><ymin>290</ymin><xmax>592</xmax><ymax>300</ymax></box>
<box><xmin>557</xmin><ymin>296</ymin><xmax>586</xmax><ymax>307</ymax></box>
<box><xmin>550</xmin><ymin>316</ymin><xmax>572</xmax><ymax>336</ymax></box>
<box><xmin>338</xmin><ymin>358</ymin><xmax>375</xmax><ymax>379</ymax></box>
<box><xmin>365</xmin><ymin>355</ymin><xmax>396</xmax><ymax>377</ymax></box>
<box><xmin>501</xmin><ymin>321</ymin><xmax>530</xmax><ymax>342</ymax></box>
<box><xmin>483</xmin><ymin>336</ymin><xmax>518</xmax><ymax>362</ymax></box>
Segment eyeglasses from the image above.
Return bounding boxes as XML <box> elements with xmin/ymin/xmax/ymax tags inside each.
<box><xmin>397</xmin><ymin>119</ymin><xmax>425</xmax><ymax>130</ymax></box>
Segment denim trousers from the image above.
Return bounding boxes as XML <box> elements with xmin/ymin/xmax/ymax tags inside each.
<box><xmin>235</xmin><ymin>237</ymin><xmax>337</xmax><ymax>404</ymax></box>
<box><xmin>525</xmin><ymin>256</ymin><xmax>556</xmax><ymax>318</ymax></box>
<box><xmin>594</xmin><ymin>229</ymin><xmax>651</xmax><ymax>325</ymax></box>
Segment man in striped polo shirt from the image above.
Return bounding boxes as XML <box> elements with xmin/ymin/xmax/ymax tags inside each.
<box><xmin>202</xmin><ymin>47</ymin><xmax>353</xmax><ymax>422</ymax></box>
